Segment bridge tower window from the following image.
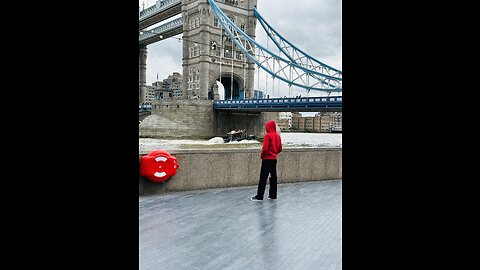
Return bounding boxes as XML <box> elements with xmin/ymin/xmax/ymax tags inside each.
<box><xmin>235</xmin><ymin>52</ymin><xmax>242</xmax><ymax>61</ymax></box>
<box><xmin>189</xmin><ymin>16</ymin><xmax>200</xmax><ymax>30</ymax></box>
<box><xmin>227</xmin><ymin>15</ymin><xmax>235</xmax><ymax>32</ymax></box>
<box><xmin>224</xmin><ymin>0</ymin><xmax>238</xmax><ymax>5</ymax></box>
<box><xmin>189</xmin><ymin>45</ymin><xmax>200</xmax><ymax>58</ymax></box>
<box><xmin>224</xmin><ymin>49</ymin><xmax>233</xmax><ymax>59</ymax></box>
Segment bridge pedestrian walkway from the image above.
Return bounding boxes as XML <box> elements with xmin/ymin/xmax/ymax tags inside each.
<box><xmin>140</xmin><ymin>180</ymin><xmax>342</xmax><ymax>270</ymax></box>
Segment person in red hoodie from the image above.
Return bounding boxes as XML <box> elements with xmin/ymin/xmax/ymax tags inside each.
<box><xmin>251</xmin><ymin>120</ymin><xmax>283</xmax><ymax>201</ymax></box>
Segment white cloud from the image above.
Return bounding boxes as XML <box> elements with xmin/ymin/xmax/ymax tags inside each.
<box><xmin>144</xmin><ymin>38</ymin><xmax>182</xmax><ymax>84</ymax></box>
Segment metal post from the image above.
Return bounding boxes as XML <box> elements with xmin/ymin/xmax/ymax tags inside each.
<box><xmin>272</xmin><ymin>56</ymin><xmax>275</xmax><ymax>98</ymax></box>
<box><xmin>139</xmin><ymin>45</ymin><xmax>148</xmax><ymax>104</ymax></box>
<box><xmin>278</xmin><ymin>47</ymin><xmax>281</xmax><ymax>97</ymax></box>
<box><xmin>243</xmin><ymin>49</ymin><xmax>246</xmax><ymax>99</ymax></box>
<box><xmin>266</xmin><ymin>37</ymin><xmax>268</xmax><ymax>97</ymax></box>
<box><xmin>289</xmin><ymin>65</ymin><xmax>292</xmax><ymax>97</ymax></box>
<box><xmin>257</xmin><ymin>47</ymin><xmax>260</xmax><ymax>97</ymax></box>
<box><xmin>220</xmin><ymin>24</ymin><xmax>222</xmax><ymax>96</ymax></box>
<box><xmin>278</xmin><ymin>75</ymin><xmax>280</xmax><ymax>98</ymax></box>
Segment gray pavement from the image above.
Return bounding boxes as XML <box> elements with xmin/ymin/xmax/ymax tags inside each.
<box><xmin>140</xmin><ymin>180</ymin><xmax>342</xmax><ymax>270</ymax></box>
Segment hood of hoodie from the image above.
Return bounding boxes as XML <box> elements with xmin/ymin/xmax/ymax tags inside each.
<box><xmin>265</xmin><ymin>120</ymin><xmax>277</xmax><ymax>134</ymax></box>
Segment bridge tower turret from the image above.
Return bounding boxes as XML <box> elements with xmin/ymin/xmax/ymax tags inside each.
<box><xmin>181</xmin><ymin>0</ymin><xmax>257</xmax><ymax>100</ymax></box>
<box><xmin>139</xmin><ymin>44</ymin><xmax>148</xmax><ymax>104</ymax></box>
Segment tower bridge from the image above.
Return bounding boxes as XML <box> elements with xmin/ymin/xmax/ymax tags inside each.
<box><xmin>139</xmin><ymin>0</ymin><xmax>341</xmax><ymax>139</ymax></box>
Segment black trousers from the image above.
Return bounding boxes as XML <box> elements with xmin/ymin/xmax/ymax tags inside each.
<box><xmin>256</xmin><ymin>159</ymin><xmax>277</xmax><ymax>199</ymax></box>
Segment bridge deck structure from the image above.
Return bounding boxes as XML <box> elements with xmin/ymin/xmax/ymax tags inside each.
<box><xmin>213</xmin><ymin>96</ymin><xmax>342</xmax><ymax>112</ymax></box>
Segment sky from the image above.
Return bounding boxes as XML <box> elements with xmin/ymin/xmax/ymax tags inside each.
<box><xmin>139</xmin><ymin>0</ymin><xmax>342</xmax><ymax>101</ymax></box>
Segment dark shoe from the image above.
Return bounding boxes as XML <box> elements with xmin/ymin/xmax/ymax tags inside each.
<box><xmin>250</xmin><ymin>196</ymin><xmax>263</xmax><ymax>201</ymax></box>
<box><xmin>268</xmin><ymin>196</ymin><xmax>276</xmax><ymax>199</ymax></box>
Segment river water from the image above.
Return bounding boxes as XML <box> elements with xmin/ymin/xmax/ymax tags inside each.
<box><xmin>139</xmin><ymin>132</ymin><xmax>341</xmax><ymax>152</ymax></box>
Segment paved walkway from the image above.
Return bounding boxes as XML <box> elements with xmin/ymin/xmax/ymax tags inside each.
<box><xmin>140</xmin><ymin>180</ymin><xmax>342</xmax><ymax>270</ymax></box>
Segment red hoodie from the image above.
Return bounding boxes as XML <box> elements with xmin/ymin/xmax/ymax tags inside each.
<box><xmin>260</xmin><ymin>120</ymin><xmax>283</xmax><ymax>160</ymax></box>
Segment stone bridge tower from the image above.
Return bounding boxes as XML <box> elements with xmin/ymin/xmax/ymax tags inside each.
<box><xmin>181</xmin><ymin>0</ymin><xmax>257</xmax><ymax>100</ymax></box>
<box><xmin>139</xmin><ymin>45</ymin><xmax>147</xmax><ymax>104</ymax></box>
<box><xmin>140</xmin><ymin>0</ymin><xmax>276</xmax><ymax>140</ymax></box>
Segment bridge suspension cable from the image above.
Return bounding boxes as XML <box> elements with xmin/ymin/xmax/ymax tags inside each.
<box><xmin>207</xmin><ymin>0</ymin><xmax>341</xmax><ymax>93</ymax></box>
<box><xmin>254</xmin><ymin>7</ymin><xmax>342</xmax><ymax>81</ymax></box>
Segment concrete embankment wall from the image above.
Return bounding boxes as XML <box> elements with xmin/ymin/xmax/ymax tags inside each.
<box><xmin>139</xmin><ymin>100</ymin><xmax>216</xmax><ymax>139</ymax></box>
<box><xmin>139</xmin><ymin>99</ymin><xmax>279</xmax><ymax>139</ymax></box>
<box><xmin>139</xmin><ymin>148</ymin><xmax>342</xmax><ymax>195</ymax></box>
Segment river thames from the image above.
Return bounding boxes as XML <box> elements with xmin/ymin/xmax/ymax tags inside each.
<box><xmin>139</xmin><ymin>132</ymin><xmax>341</xmax><ymax>152</ymax></box>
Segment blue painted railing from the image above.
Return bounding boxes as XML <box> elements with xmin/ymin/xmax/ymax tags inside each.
<box><xmin>139</xmin><ymin>0</ymin><xmax>182</xmax><ymax>21</ymax></box>
<box><xmin>213</xmin><ymin>96</ymin><xmax>342</xmax><ymax>111</ymax></box>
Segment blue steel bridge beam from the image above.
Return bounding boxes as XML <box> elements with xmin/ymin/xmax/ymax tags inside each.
<box><xmin>139</xmin><ymin>18</ymin><xmax>183</xmax><ymax>45</ymax></box>
<box><xmin>139</xmin><ymin>0</ymin><xmax>182</xmax><ymax>30</ymax></box>
<box><xmin>254</xmin><ymin>7</ymin><xmax>342</xmax><ymax>78</ymax></box>
<box><xmin>213</xmin><ymin>96</ymin><xmax>342</xmax><ymax>112</ymax></box>
<box><xmin>207</xmin><ymin>0</ymin><xmax>341</xmax><ymax>92</ymax></box>
<box><xmin>254</xmin><ymin>8</ymin><xmax>340</xmax><ymax>89</ymax></box>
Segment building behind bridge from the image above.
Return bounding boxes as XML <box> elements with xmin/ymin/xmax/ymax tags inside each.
<box><xmin>290</xmin><ymin>112</ymin><xmax>342</xmax><ymax>133</ymax></box>
<box><xmin>151</xmin><ymin>72</ymin><xmax>183</xmax><ymax>100</ymax></box>
<box><xmin>253</xmin><ymin>90</ymin><xmax>266</xmax><ymax>99</ymax></box>
<box><xmin>144</xmin><ymin>85</ymin><xmax>156</xmax><ymax>103</ymax></box>
<box><xmin>330</xmin><ymin>112</ymin><xmax>342</xmax><ymax>132</ymax></box>
<box><xmin>277</xmin><ymin>112</ymin><xmax>292</xmax><ymax>131</ymax></box>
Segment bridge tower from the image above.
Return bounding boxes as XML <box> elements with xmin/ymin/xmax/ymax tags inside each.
<box><xmin>139</xmin><ymin>45</ymin><xmax>148</xmax><ymax>104</ymax></box>
<box><xmin>181</xmin><ymin>0</ymin><xmax>257</xmax><ymax>100</ymax></box>
<box><xmin>140</xmin><ymin>0</ymin><xmax>277</xmax><ymax>140</ymax></box>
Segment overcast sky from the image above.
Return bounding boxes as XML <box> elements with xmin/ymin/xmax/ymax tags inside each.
<box><xmin>139</xmin><ymin>0</ymin><xmax>342</xmax><ymax>99</ymax></box>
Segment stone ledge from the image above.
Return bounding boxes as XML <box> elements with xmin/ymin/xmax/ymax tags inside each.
<box><xmin>139</xmin><ymin>147</ymin><xmax>342</xmax><ymax>195</ymax></box>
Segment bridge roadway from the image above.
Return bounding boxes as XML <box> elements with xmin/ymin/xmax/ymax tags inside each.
<box><xmin>139</xmin><ymin>0</ymin><xmax>182</xmax><ymax>30</ymax></box>
<box><xmin>214</xmin><ymin>96</ymin><xmax>342</xmax><ymax>112</ymax></box>
<box><xmin>140</xmin><ymin>179</ymin><xmax>342</xmax><ymax>270</ymax></box>
<box><xmin>140</xmin><ymin>96</ymin><xmax>342</xmax><ymax>113</ymax></box>
<box><xmin>139</xmin><ymin>0</ymin><xmax>183</xmax><ymax>45</ymax></box>
<box><xmin>139</xmin><ymin>17</ymin><xmax>183</xmax><ymax>45</ymax></box>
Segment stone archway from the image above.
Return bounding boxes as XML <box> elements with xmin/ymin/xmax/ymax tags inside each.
<box><xmin>209</xmin><ymin>72</ymin><xmax>245</xmax><ymax>100</ymax></box>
